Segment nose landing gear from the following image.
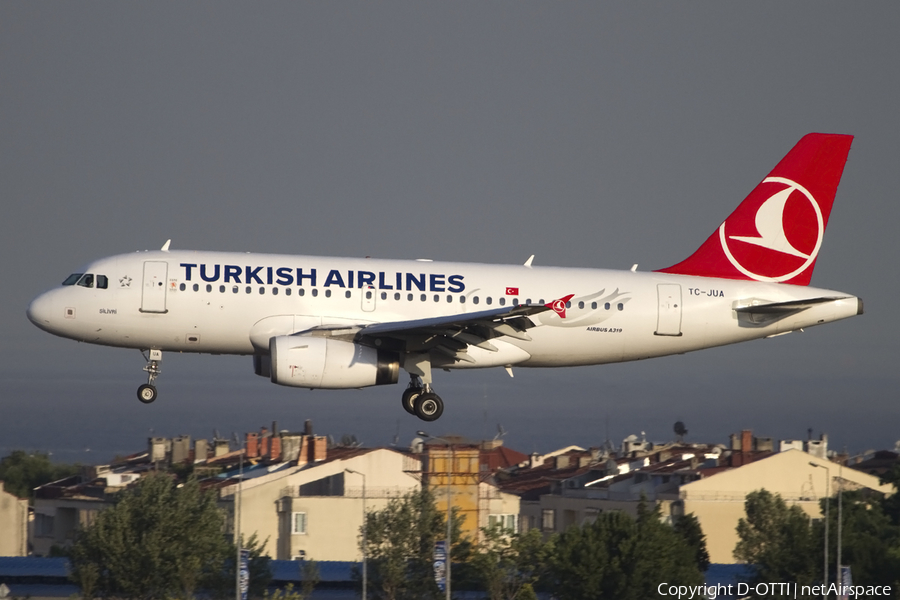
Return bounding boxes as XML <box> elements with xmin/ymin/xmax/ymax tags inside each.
<box><xmin>137</xmin><ymin>349</ymin><xmax>162</xmax><ymax>404</ymax></box>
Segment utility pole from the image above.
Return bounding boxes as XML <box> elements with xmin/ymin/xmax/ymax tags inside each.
<box><xmin>345</xmin><ymin>469</ymin><xmax>367</xmax><ymax>600</ymax></box>
<box><xmin>810</xmin><ymin>461</ymin><xmax>830</xmax><ymax>600</ymax></box>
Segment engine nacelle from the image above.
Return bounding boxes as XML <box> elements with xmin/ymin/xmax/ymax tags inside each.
<box><xmin>269</xmin><ymin>336</ymin><xmax>399</xmax><ymax>389</ymax></box>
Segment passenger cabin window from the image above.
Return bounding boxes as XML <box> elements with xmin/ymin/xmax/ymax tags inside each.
<box><xmin>63</xmin><ymin>273</ymin><xmax>84</xmax><ymax>286</ymax></box>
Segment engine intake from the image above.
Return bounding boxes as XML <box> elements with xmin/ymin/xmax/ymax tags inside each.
<box><xmin>269</xmin><ymin>336</ymin><xmax>399</xmax><ymax>389</ymax></box>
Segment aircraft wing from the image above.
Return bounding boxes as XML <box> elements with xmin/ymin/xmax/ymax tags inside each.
<box><xmin>301</xmin><ymin>304</ymin><xmax>555</xmax><ymax>363</ymax></box>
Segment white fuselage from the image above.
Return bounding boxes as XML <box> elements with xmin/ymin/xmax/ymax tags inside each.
<box><xmin>27</xmin><ymin>250</ymin><xmax>861</xmax><ymax>371</ymax></box>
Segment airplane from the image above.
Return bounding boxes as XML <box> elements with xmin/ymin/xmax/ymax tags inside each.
<box><xmin>27</xmin><ymin>133</ymin><xmax>861</xmax><ymax>422</ymax></box>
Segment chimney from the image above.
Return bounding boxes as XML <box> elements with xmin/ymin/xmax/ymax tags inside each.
<box><xmin>194</xmin><ymin>439</ymin><xmax>208</xmax><ymax>463</ymax></box>
<box><xmin>297</xmin><ymin>436</ymin><xmax>310</xmax><ymax>465</ymax></box>
<box><xmin>741</xmin><ymin>430</ymin><xmax>753</xmax><ymax>453</ymax></box>
<box><xmin>311</xmin><ymin>435</ymin><xmax>327</xmax><ymax>462</ymax></box>
<box><xmin>260</xmin><ymin>427</ymin><xmax>270</xmax><ymax>458</ymax></box>
<box><xmin>246</xmin><ymin>433</ymin><xmax>259</xmax><ymax>459</ymax></box>
<box><xmin>529</xmin><ymin>453</ymin><xmax>544</xmax><ymax>469</ymax></box>
<box><xmin>270</xmin><ymin>434</ymin><xmax>282</xmax><ymax>462</ymax></box>
<box><xmin>304</xmin><ymin>420</ymin><xmax>314</xmax><ymax>436</ymax></box>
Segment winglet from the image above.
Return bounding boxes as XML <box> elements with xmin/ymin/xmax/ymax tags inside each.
<box><xmin>545</xmin><ymin>294</ymin><xmax>575</xmax><ymax>319</ymax></box>
<box><xmin>524</xmin><ymin>255</ymin><xmax>535</xmax><ymax>268</ymax></box>
<box><xmin>160</xmin><ymin>239</ymin><xmax>171</xmax><ymax>252</ymax></box>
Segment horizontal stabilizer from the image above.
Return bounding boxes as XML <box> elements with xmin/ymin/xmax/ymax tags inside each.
<box><xmin>733</xmin><ymin>296</ymin><xmax>846</xmax><ymax>315</ymax></box>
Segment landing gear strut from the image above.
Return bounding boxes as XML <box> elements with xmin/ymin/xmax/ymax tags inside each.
<box><xmin>138</xmin><ymin>349</ymin><xmax>162</xmax><ymax>404</ymax></box>
<box><xmin>400</xmin><ymin>374</ymin><xmax>444</xmax><ymax>422</ymax></box>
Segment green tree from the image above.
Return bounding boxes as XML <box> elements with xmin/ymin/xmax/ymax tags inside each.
<box><xmin>0</xmin><ymin>450</ymin><xmax>79</xmax><ymax>500</ymax></box>
<box><xmin>362</xmin><ymin>487</ymin><xmax>467</xmax><ymax>600</ymax></box>
<box><xmin>673</xmin><ymin>512</ymin><xmax>710</xmax><ymax>572</ymax></box>
<box><xmin>546</xmin><ymin>502</ymin><xmax>703</xmax><ymax>600</ymax></box>
<box><xmin>470</xmin><ymin>525</ymin><xmax>550</xmax><ymax>600</ymax></box>
<box><xmin>69</xmin><ymin>472</ymin><xmax>239</xmax><ymax>600</ymax></box>
<box><xmin>211</xmin><ymin>533</ymin><xmax>273</xmax><ymax>600</ymax></box>
<box><xmin>264</xmin><ymin>560</ymin><xmax>319</xmax><ymax>600</ymax></box>
<box><xmin>734</xmin><ymin>490</ymin><xmax>818</xmax><ymax>599</ymax></box>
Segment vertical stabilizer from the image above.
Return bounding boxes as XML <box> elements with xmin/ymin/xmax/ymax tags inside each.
<box><xmin>657</xmin><ymin>133</ymin><xmax>853</xmax><ymax>285</ymax></box>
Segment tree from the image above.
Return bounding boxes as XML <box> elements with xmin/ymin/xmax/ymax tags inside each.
<box><xmin>734</xmin><ymin>489</ymin><xmax>819</xmax><ymax>598</ymax></box>
<box><xmin>546</xmin><ymin>502</ymin><xmax>703</xmax><ymax>600</ymax></box>
<box><xmin>264</xmin><ymin>560</ymin><xmax>319</xmax><ymax>600</ymax></box>
<box><xmin>672</xmin><ymin>513</ymin><xmax>710</xmax><ymax>572</ymax></box>
<box><xmin>470</xmin><ymin>525</ymin><xmax>550</xmax><ymax>600</ymax></box>
<box><xmin>0</xmin><ymin>450</ymin><xmax>79</xmax><ymax>499</ymax></box>
<box><xmin>211</xmin><ymin>533</ymin><xmax>273</xmax><ymax>600</ymax></box>
<box><xmin>69</xmin><ymin>472</ymin><xmax>241</xmax><ymax>600</ymax></box>
<box><xmin>361</xmin><ymin>487</ymin><xmax>467</xmax><ymax>600</ymax></box>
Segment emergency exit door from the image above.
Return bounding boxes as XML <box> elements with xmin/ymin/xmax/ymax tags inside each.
<box><xmin>655</xmin><ymin>283</ymin><xmax>682</xmax><ymax>336</ymax></box>
<box><xmin>141</xmin><ymin>261</ymin><xmax>168</xmax><ymax>314</ymax></box>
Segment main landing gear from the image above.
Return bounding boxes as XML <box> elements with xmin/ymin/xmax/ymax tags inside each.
<box><xmin>137</xmin><ymin>349</ymin><xmax>162</xmax><ymax>404</ymax></box>
<box><xmin>401</xmin><ymin>375</ymin><xmax>444</xmax><ymax>422</ymax></box>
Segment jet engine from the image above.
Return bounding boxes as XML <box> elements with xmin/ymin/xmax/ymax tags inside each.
<box><xmin>269</xmin><ymin>335</ymin><xmax>399</xmax><ymax>389</ymax></box>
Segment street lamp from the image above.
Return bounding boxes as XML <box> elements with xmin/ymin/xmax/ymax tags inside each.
<box><xmin>810</xmin><ymin>461</ymin><xmax>830</xmax><ymax>600</ymax></box>
<box><xmin>418</xmin><ymin>431</ymin><xmax>453</xmax><ymax>600</ymax></box>
<box><xmin>345</xmin><ymin>469</ymin><xmax>367</xmax><ymax>600</ymax></box>
<box><xmin>232</xmin><ymin>433</ymin><xmax>245</xmax><ymax>600</ymax></box>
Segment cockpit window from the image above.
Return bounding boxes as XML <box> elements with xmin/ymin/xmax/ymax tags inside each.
<box><xmin>63</xmin><ymin>273</ymin><xmax>83</xmax><ymax>286</ymax></box>
<box><xmin>77</xmin><ymin>274</ymin><xmax>94</xmax><ymax>288</ymax></box>
<box><xmin>97</xmin><ymin>275</ymin><xmax>108</xmax><ymax>289</ymax></box>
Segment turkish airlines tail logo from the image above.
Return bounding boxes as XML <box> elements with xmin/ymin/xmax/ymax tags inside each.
<box><xmin>657</xmin><ymin>133</ymin><xmax>853</xmax><ymax>286</ymax></box>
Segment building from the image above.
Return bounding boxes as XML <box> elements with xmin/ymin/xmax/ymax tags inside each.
<box><xmin>497</xmin><ymin>429</ymin><xmax>894</xmax><ymax>565</ymax></box>
<box><xmin>218</xmin><ymin>445</ymin><xmax>423</xmax><ymax>561</ymax></box>
<box><xmin>419</xmin><ymin>438</ymin><xmax>522</xmax><ymax>541</ymax></box>
<box><xmin>678</xmin><ymin>449</ymin><xmax>892</xmax><ymax>563</ymax></box>
<box><xmin>0</xmin><ymin>482</ymin><xmax>28</xmax><ymax>556</ymax></box>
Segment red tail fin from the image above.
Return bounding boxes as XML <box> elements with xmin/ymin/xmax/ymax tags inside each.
<box><xmin>656</xmin><ymin>133</ymin><xmax>853</xmax><ymax>285</ymax></box>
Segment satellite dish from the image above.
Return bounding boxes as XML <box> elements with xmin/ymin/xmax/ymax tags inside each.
<box><xmin>411</xmin><ymin>437</ymin><xmax>425</xmax><ymax>454</ymax></box>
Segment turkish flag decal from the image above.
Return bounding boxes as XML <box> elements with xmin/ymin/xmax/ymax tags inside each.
<box><xmin>505</xmin><ymin>287</ymin><xmax>519</xmax><ymax>296</ymax></box>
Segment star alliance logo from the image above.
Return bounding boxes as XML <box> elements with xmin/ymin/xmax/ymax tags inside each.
<box><xmin>119</xmin><ymin>276</ymin><xmax>132</xmax><ymax>288</ymax></box>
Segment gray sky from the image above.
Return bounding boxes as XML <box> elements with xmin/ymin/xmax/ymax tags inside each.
<box><xmin>2</xmin><ymin>3</ymin><xmax>898</xmax><ymax>462</ymax></box>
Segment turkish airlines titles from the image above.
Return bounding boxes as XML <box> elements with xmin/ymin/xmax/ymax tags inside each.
<box><xmin>179</xmin><ymin>263</ymin><xmax>467</xmax><ymax>293</ymax></box>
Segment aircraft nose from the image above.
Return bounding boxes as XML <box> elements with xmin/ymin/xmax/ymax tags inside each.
<box><xmin>27</xmin><ymin>291</ymin><xmax>56</xmax><ymax>332</ymax></box>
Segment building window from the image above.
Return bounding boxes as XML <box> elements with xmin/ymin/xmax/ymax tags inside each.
<box><xmin>488</xmin><ymin>513</ymin><xmax>517</xmax><ymax>532</ymax></box>
<box><xmin>541</xmin><ymin>508</ymin><xmax>555</xmax><ymax>532</ymax></box>
<box><xmin>36</xmin><ymin>513</ymin><xmax>54</xmax><ymax>537</ymax></box>
<box><xmin>292</xmin><ymin>512</ymin><xmax>307</xmax><ymax>535</ymax></box>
